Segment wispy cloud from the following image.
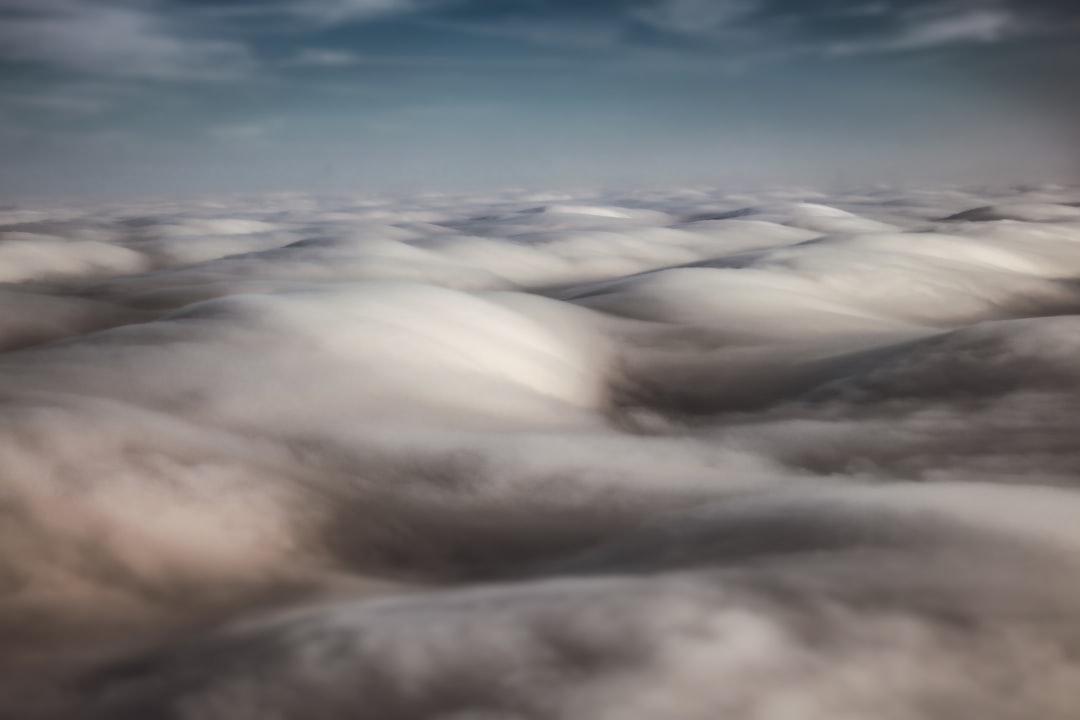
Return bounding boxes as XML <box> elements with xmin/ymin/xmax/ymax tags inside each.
<box><xmin>0</xmin><ymin>82</ymin><xmax>130</xmax><ymax>115</ymax></box>
<box><xmin>286</xmin><ymin>46</ymin><xmax>569</xmax><ymax>71</ymax></box>
<box><xmin>285</xmin><ymin>48</ymin><xmax>365</xmax><ymax>67</ymax></box>
<box><xmin>277</xmin><ymin>0</ymin><xmax>419</xmax><ymax>24</ymax></box>
<box><xmin>631</xmin><ymin>0</ymin><xmax>762</xmax><ymax>37</ymax></box>
<box><xmin>828</xmin><ymin>4</ymin><xmax>1019</xmax><ymax>56</ymax></box>
<box><xmin>891</xmin><ymin>7</ymin><xmax>1013</xmax><ymax>49</ymax></box>
<box><xmin>201</xmin><ymin>0</ymin><xmax>430</xmax><ymax>26</ymax></box>
<box><xmin>0</xmin><ymin>0</ymin><xmax>252</xmax><ymax>81</ymax></box>
<box><xmin>626</xmin><ymin>0</ymin><xmax>1063</xmax><ymax>65</ymax></box>
<box><xmin>209</xmin><ymin>121</ymin><xmax>279</xmax><ymax>143</ymax></box>
<box><xmin>433</xmin><ymin>14</ymin><xmax>623</xmax><ymax>51</ymax></box>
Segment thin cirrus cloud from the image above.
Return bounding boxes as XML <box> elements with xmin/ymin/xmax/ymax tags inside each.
<box><xmin>198</xmin><ymin>0</ymin><xmax>432</xmax><ymax>26</ymax></box>
<box><xmin>283</xmin><ymin>47</ymin><xmax>560</xmax><ymax>69</ymax></box>
<box><xmin>827</xmin><ymin>5</ymin><xmax>1019</xmax><ymax>56</ymax></box>
<box><xmin>894</xmin><ymin>7</ymin><xmax>1014</xmax><ymax>48</ymax></box>
<box><xmin>2</xmin><ymin>85</ymin><xmax>118</xmax><ymax>115</ymax></box>
<box><xmin>0</xmin><ymin>0</ymin><xmax>1068</xmax><ymax>83</ymax></box>
<box><xmin>0</xmin><ymin>0</ymin><xmax>253</xmax><ymax>81</ymax></box>
<box><xmin>276</xmin><ymin>0</ymin><xmax>420</xmax><ymax>24</ymax></box>
<box><xmin>427</xmin><ymin>0</ymin><xmax>1062</xmax><ymax>71</ymax></box>
<box><xmin>630</xmin><ymin>0</ymin><xmax>764</xmax><ymax>36</ymax></box>
<box><xmin>285</xmin><ymin>48</ymin><xmax>366</xmax><ymax>67</ymax></box>
<box><xmin>0</xmin><ymin>0</ymin><xmax>436</xmax><ymax>82</ymax></box>
<box><xmin>628</xmin><ymin>0</ymin><xmax>1042</xmax><ymax>60</ymax></box>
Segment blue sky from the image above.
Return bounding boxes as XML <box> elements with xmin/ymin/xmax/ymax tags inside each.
<box><xmin>0</xmin><ymin>0</ymin><xmax>1077</xmax><ymax>197</ymax></box>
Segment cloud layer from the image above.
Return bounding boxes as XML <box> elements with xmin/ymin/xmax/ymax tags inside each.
<box><xmin>0</xmin><ymin>181</ymin><xmax>1079</xmax><ymax>717</ymax></box>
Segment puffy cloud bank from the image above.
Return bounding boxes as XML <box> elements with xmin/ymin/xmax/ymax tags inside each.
<box><xmin>1</xmin><ymin>182</ymin><xmax>1080</xmax><ymax>718</ymax></box>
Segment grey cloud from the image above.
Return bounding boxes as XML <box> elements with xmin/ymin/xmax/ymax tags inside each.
<box><xmin>83</xmin><ymin>483</ymin><xmax>1080</xmax><ymax>720</ymax></box>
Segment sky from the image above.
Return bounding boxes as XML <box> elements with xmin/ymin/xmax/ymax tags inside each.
<box><xmin>0</xmin><ymin>0</ymin><xmax>1078</xmax><ymax>198</ymax></box>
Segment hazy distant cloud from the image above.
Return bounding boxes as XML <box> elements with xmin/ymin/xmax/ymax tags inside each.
<box><xmin>1</xmin><ymin>84</ymin><xmax>120</xmax><ymax>115</ymax></box>
<box><xmin>208</xmin><ymin>122</ymin><xmax>275</xmax><ymax>142</ymax></box>
<box><xmin>278</xmin><ymin>0</ymin><xmax>420</xmax><ymax>24</ymax></box>
<box><xmin>286</xmin><ymin>46</ymin><xmax>569</xmax><ymax>71</ymax></box>
<box><xmin>632</xmin><ymin>0</ymin><xmax>762</xmax><ymax>36</ymax></box>
<box><xmin>0</xmin><ymin>0</ymin><xmax>252</xmax><ymax>80</ymax></box>
<box><xmin>202</xmin><ymin>0</ymin><xmax>432</xmax><ymax>26</ymax></box>
<box><xmin>286</xmin><ymin>48</ymin><xmax>364</xmax><ymax>67</ymax></box>
<box><xmin>443</xmin><ymin>15</ymin><xmax>623</xmax><ymax>51</ymax></box>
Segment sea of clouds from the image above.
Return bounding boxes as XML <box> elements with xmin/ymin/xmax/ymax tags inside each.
<box><xmin>2</xmin><ymin>182</ymin><xmax>1080</xmax><ymax>718</ymax></box>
